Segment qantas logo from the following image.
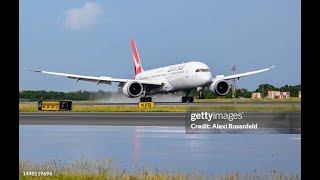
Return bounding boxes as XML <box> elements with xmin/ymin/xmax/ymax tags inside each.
<box><xmin>133</xmin><ymin>55</ymin><xmax>140</xmax><ymax>68</ymax></box>
<box><xmin>131</xmin><ymin>39</ymin><xmax>143</xmax><ymax>75</ymax></box>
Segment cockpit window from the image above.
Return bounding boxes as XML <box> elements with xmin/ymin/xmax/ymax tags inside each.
<box><xmin>195</xmin><ymin>69</ymin><xmax>210</xmax><ymax>72</ymax></box>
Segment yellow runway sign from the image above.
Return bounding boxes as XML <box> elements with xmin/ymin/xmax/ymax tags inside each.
<box><xmin>138</xmin><ymin>102</ymin><xmax>154</xmax><ymax>108</ymax></box>
<box><xmin>38</xmin><ymin>100</ymin><xmax>72</xmax><ymax>111</ymax></box>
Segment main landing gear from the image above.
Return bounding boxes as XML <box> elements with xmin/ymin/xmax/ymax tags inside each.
<box><xmin>181</xmin><ymin>90</ymin><xmax>194</xmax><ymax>103</ymax></box>
<box><xmin>140</xmin><ymin>88</ymin><xmax>153</xmax><ymax>102</ymax></box>
<box><xmin>140</xmin><ymin>96</ymin><xmax>152</xmax><ymax>102</ymax></box>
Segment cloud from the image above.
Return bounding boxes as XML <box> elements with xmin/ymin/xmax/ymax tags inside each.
<box><xmin>63</xmin><ymin>2</ymin><xmax>103</xmax><ymax>31</ymax></box>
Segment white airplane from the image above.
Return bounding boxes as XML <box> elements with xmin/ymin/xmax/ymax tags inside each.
<box><xmin>27</xmin><ymin>39</ymin><xmax>274</xmax><ymax>102</ymax></box>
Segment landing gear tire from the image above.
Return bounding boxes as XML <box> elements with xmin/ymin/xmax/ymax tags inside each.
<box><xmin>182</xmin><ymin>90</ymin><xmax>193</xmax><ymax>103</ymax></box>
<box><xmin>182</xmin><ymin>96</ymin><xmax>194</xmax><ymax>102</ymax></box>
<box><xmin>140</xmin><ymin>97</ymin><xmax>152</xmax><ymax>102</ymax></box>
<box><xmin>182</xmin><ymin>96</ymin><xmax>187</xmax><ymax>102</ymax></box>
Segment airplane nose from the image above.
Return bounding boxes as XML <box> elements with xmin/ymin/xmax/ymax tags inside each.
<box><xmin>203</xmin><ymin>73</ymin><xmax>212</xmax><ymax>84</ymax></box>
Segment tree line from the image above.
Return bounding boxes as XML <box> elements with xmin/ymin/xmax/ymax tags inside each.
<box><xmin>189</xmin><ymin>84</ymin><xmax>300</xmax><ymax>99</ymax></box>
<box><xmin>19</xmin><ymin>90</ymin><xmax>113</xmax><ymax>101</ymax></box>
<box><xmin>20</xmin><ymin>84</ymin><xmax>301</xmax><ymax>101</ymax></box>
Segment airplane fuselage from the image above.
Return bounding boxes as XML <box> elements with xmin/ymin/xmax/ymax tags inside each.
<box><xmin>135</xmin><ymin>61</ymin><xmax>212</xmax><ymax>94</ymax></box>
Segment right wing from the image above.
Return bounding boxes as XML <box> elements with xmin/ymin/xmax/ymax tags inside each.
<box><xmin>213</xmin><ymin>65</ymin><xmax>275</xmax><ymax>81</ymax></box>
<box><xmin>26</xmin><ymin>69</ymin><xmax>162</xmax><ymax>86</ymax></box>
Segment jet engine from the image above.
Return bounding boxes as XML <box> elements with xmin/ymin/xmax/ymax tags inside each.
<box><xmin>122</xmin><ymin>81</ymin><xmax>144</xmax><ymax>97</ymax></box>
<box><xmin>209</xmin><ymin>80</ymin><xmax>230</xmax><ymax>96</ymax></box>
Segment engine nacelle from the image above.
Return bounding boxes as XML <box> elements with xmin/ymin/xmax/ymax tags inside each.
<box><xmin>209</xmin><ymin>80</ymin><xmax>230</xmax><ymax>96</ymax></box>
<box><xmin>122</xmin><ymin>81</ymin><xmax>144</xmax><ymax>98</ymax></box>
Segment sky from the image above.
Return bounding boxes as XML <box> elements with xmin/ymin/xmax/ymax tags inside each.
<box><xmin>19</xmin><ymin>0</ymin><xmax>301</xmax><ymax>92</ymax></box>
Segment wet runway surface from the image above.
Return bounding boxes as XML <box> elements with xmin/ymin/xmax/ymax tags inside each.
<box><xmin>19</xmin><ymin>125</ymin><xmax>301</xmax><ymax>176</ymax></box>
<box><xmin>19</xmin><ymin>112</ymin><xmax>301</xmax><ymax>129</ymax></box>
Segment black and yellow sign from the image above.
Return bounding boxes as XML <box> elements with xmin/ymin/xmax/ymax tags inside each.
<box><xmin>38</xmin><ymin>100</ymin><xmax>72</xmax><ymax>111</ymax></box>
<box><xmin>138</xmin><ymin>102</ymin><xmax>154</xmax><ymax>108</ymax></box>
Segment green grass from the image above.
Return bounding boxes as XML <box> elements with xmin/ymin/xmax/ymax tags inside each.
<box><xmin>19</xmin><ymin>104</ymin><xmax>38</xmax><ymax>112</ymax></box>
<box><xmin>194</xmin><ymin>97</ymin><xmax>301</xmax><ymax>103</ymax></box>
<box><xmin>19</xmin><ymin>159</ymin><xmax>300</xmax><ymax>180</ymax></box>
<box><xmin>19</xmin><ymin>104</ymin><xmax>300</xmax><ymax>112</ymax></box>
<box><xmin>20</xmin><ymin>97</ymin><xmax>300</xmax><ymax>105</ymax></box>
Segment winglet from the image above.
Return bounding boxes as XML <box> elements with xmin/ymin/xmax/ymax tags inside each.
<box><xmin>270</xmin><ymin>65</ymin><xmax>275</xmax><ymax>69</ymax></box>
<box><xmin>25</xmin><ymin>68</ymin><xmax>42</xmax><ymax>73</ymax></box>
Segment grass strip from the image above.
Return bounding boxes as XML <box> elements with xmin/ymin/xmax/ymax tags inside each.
<box><xmin>19</xmin><ymin>159</ymin><xmax>300</xmax><ymax>180</ymax></box>
<box><xmin>20</xmin><ymin>104</ymin><xmax>300</xmax><ymax>112</ymax></box>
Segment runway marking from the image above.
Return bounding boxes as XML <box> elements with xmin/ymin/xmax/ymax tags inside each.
<box><xmin>20</xmin><ymin>115</ymin><xmax>186</xmax><ymax>118</ymax></box>
<box><xmin>20</xmin><ymin>115</ymin><xmax>301</xmax><ymax>118</ymax></box>
<box><xmin>20</xmin><ymin>114</ymin><xmax>301</xmax><ymax>118</ymax></box>
<box><xmin>243</xmin><ymin>115</ymin><xmax>301</xmax><ymax>117</ymax></box>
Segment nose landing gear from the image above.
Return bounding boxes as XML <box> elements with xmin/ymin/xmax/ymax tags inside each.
<box><xmin>197</xmin><ymin>91</ymin><xmax>205</xmax><ymax>99</ymax></box>
<box><xmin>197</xmin><ymin>87</ymin><xmax>205</xmax><ymax>99</ymax></box>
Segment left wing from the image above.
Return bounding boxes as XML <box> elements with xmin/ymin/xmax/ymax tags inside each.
<box><xmin>213</xmin><ymin>65</ymin><xmax>274</xmax><ymax>81</ymax></box>
<box><xmin>25</xmin><ymin>69</ymin><xmax>162</xmax><ymax>86</ymax></box>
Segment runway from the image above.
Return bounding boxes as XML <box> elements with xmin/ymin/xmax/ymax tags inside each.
<box><xmin>20</xmin><ymin>112</ymin><xmax>186</xmax><ymax>126</ymax></box>
<box><xmin>19</xmin><ymin>112</ymin><xmax>301</xmax><ymax>133</ymax></box>
<box><xmin>72</xmin><ymin>102</ymin><xmax>300</xmax><ymax>106</ymax></box>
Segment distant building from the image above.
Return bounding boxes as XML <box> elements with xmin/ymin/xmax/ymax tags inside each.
<box><xmin>267</xmin><ymin>91</ymin><xmax>290</xmax><ymax>99</ymax></box>
<box><xmin>299</xmin><ymin>91</ymin><xmax>301</xmax><ymax>98</ymax></box>
<box><xmin>251</xmin><ymin>92</ymin><xmax>261</xmax><ymax>99</ymax></box>
<box><xmin>282</xmin><ymin>92</ymin><xmax>290</xmax><ymax>98</ymax></box>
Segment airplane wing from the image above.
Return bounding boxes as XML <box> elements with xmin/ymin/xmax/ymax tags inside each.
<box><xmin>25</xmin><ymin>69</ymin><xmax>163</xmax><ymax>86</ymax></box>
<box><xmin>213</xmin><ymin>65</ymin><xmax>274</xmax><ymax>81</ymax></box>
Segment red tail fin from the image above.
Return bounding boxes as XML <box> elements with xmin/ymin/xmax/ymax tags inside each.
<box><xmin>131</xmin><ymin>39</ymin><xmax>143</xmax><ymax>77</ymax></box>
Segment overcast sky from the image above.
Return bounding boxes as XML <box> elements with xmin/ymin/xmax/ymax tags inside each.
<box><xmin>19</xmin><ymin>0</ymin><xmax>300</xmax><ymax>92</ymax></box>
